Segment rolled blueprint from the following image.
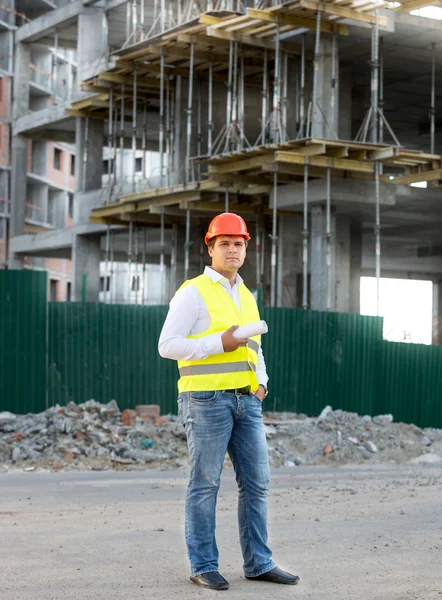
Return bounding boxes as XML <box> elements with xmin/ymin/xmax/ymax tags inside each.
<box><xmin>232</xmin><ymin>320</ymin><xmax>268</xmax><ymax>339</ymax></box>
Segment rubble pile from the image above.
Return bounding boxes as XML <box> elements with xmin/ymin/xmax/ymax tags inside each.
<box><xmin>1</xmin><ymin>401</ymin><xmax>442</xmax><ymax>472</ymax></box>
<box><xmin>0</xmin><ymin>401</ymin><xmax>189</xmax><ymax>471</ymax></box>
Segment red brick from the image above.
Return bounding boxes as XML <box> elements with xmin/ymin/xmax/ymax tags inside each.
<box><xmin>121</xmin><ymin>409</ymin><xmax>137</xmax><ymax>427</ymax></box>
<box><xmin>9</xmin><ymin>431</ymin><xmax>25</xmax><ymax>442</ymax></box>
<box><xmin>136</xmin><ymin>405</ymin><xmax>160</xmax><ymax>417</ymax></box>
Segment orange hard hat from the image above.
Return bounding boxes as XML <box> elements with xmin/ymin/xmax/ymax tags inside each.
<box><xmin>205</xmin><ymin>213</ymin><xmax>251</xmax><ymax>245</ymax></box>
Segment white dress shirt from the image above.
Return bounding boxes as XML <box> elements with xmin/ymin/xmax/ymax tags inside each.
<box><xmin>158</xmin><ymin>266</ymin><xmax>268</xmax><ymax>388</ymax></box>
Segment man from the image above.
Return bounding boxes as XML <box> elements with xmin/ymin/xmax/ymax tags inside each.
<box><xmin>158</xmin><ymin>213</ymin><xmax>299</xmax><ymax>591</ymax></box>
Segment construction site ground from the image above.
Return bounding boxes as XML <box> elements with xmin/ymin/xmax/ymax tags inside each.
<box><xmin>1</xmin><ymin>464</ymin><xmax>441</xmax><ymax>600</ymax></box>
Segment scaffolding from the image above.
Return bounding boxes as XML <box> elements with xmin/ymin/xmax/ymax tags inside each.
<box><xmin>66</xmin><ymin>0</ymin><xmax>442</xmax><ymax>308</ymax></box>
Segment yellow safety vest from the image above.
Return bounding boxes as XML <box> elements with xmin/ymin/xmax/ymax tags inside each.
<box><xmin>177</xmin><ymin>274</ymin><xmax>261</xmax><ymax>393</ymax></box>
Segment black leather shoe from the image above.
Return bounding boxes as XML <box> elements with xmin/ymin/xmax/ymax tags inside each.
<box><xmin>190</xmin><ymin>571</ymin><xmax>230</xmax><ymax>590</ymax></box>
<box><xmin>246</xmin><ymin>566</ymin><xmax>300</xmax><ymax>585</ymax></box>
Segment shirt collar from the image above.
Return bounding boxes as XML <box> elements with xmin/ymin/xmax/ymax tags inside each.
<box><xmin>204</xmin><ymin>265</ymin><xmax>243</xmax><ymax>287</ymax></box>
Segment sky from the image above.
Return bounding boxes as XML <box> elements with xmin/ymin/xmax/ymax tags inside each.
<box><xmin>360</xmin><ymin>277</ymin><xmax>434</xmax><ymax>345</ymax></box>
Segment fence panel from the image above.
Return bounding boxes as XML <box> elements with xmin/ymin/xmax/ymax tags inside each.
<box><xmin>0</xmin><ymin>270</ymin><xmax>48</xmax><ymax>413</ymax></box>
<box><xmin>377</xmin><ymin>341</ymin><xmax>442</xmax><ymax>428</ymax></box>
<box><xmin>261</xmin><ymin>308</ymin><xmax>382</xmax><ymax>416</ymax></box>
<box><xmin>48</xmin><ymin>303</ymin><xmax>178</xmax><ymax>413</ymax></box>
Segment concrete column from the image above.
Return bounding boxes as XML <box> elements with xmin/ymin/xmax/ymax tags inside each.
<box><xmin>335</xmin><ymin>215</ymin><xmax>350</xmax><ymax>312</ymax></box>
<box><xmin>9</xmin><ymin>42</ymin><xmax>31</xmax><ymax>268</ymax></box>
<box><xmin>8</xmin><ymin>135</ymin><xmax>28</xmax><ymax>268</ymax></box>
<box><xmin>432</xmin><ymin>281</ymin><xmax>442</xmax><ymax>345</ymax></box>
<box><xmin>13</xmin><ymin>42</ymin><xmax>30</xmax><ymax>119</ymax></box>
<box><xmin>71</xmin><ymin>234</ymin><xmax>101</xmax><ymax>301</ymax></box>
<box><xmin>71</xmin><ymin>117</ymin><xmax>104</xmax><ymax>299</ymax></box>
<box><xmin>77</xmin><ymin>7</ymin><xmax>108</xmax><ymax>83</ymax></box>
<box><xmin>73</xmin><ymin>118</ymin><xmax>104</xmax><ymax>227</ymax></box>
<box><xmin>275</xmin><ymin>214</ymin><xmax>303</xmax><ymax>307</ymax></box>
<box><xmin>310</xmin><ymin>206</ymin><xmax>327</xmax><ymax>310</ymax></box>
<box><xmin>349</xmin><ymin>220</ymin><xmax>362</xmax><ymax>313</ymax></box>
<box><xmin>311</xmin><ymin>36</ymin><xmax>339</xmax><ymax>139</ymax></box>
<box><xmin>339</xmin><ymin>66</ymin><xmax>352</xmax><ymax>140</ymax></box>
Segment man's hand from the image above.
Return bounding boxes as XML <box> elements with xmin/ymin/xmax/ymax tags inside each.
<box><xmin>222</xmin><ymin>325</ymin><xmax>248</xmax><ymax>352</ymax></box>
<box><xmin>254</xmin><ymin>385</ymin><xmax>266</xmax><ymax>402</ymax></box>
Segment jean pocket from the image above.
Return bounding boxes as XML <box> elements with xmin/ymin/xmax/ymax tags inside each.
<box><xmin>189</xmin><ymin>390</ymin><xmax>218</xmax><ymax>405</ymax></box>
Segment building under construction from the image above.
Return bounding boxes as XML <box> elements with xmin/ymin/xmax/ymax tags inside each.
<box><xmin>3</xmin><ymin>0</ymin><xmax>442</xmax><ymax>340</ymax></box>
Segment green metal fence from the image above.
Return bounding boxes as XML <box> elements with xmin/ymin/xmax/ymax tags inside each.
<box><xmin>48</xmin><ymin>302</ymin><xmax>177</xmax><ymax>414</ymax></box>
<box><xmin>0</xmin><ymin>271</ymin><xmax>48</xmax><ymax>414</ymax></box>
<box><xmin>261</xmin><ymin>308</ymin><xmax>382</xmax><ymax>417</ymax></box>
<box><xmin>1</xmin><ymin>271</ymin><xmax>442</xmax><ymax>427</ymax></box>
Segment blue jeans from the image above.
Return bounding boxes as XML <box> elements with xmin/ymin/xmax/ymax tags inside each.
<box><xmin>178</xmin><ymin>390</ymin><xmax>275</xmax><ymax>577</ymax></box>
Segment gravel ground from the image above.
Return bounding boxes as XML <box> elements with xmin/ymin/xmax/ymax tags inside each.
<box><xmin>1</xmin><ymin>464</ymin><xmax>441</xmax><ymax>600</ymax></box>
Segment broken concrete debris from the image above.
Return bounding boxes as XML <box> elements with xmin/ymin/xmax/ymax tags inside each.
<box><xmin>0</xmin><ymin>402</ymin><xmax>441</xmax><ymax>472</ymax></box>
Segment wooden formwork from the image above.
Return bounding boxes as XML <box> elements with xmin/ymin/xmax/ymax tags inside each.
<box><xmin>67</xmin><ymin>0</ymin><xmax>393</xmax><ymax>119</ymax></box>
<box><xmin>90</xmin><ymin>138</ymin><xmax>442</xmax><ymax>225</ymax></box>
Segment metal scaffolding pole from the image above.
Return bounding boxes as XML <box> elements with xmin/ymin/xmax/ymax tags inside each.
<box><xmin>370</xmin><ymin>6</ymin><xmax>379</xmax><ymax>144</ymax></box>
<box><xmin>282</xmin><ymin>51</ymin><xmax>288</xmax><ymax>139</ymax></box>
<box><xmin>330</xmin><ymin>34</ymin><xmax>337</xmax><ymax>138</ymax></box>
<box><xmin>197</xmin><ymin>80</ymin><xmax>202</xmax><ymax>178</ymax></box>
<box><xmin>231</xmin><ymin>41</ymin><xmax>239</xmax><ymax>150</ymax></box>
<box><xmin>113</xmin><ymin>102</ymin><xmax>118</xmax><ymax>189</ymax></box>
<box><xmin>142</xmin><ymin>228</ymin><xmax>147</xmax><ymax>304</ymax></box>
<box><xmin>310</xmin><ymin>11</ymin><xmax>322</xmax><ymax>137</ymax></box>
<box><xmin>299</xmin><ymin>35</ymin><xmax>305</xmax><ymax>138</ymax></box>
<box><xmin>185</xmin><ymin>43</ymin><xmax>195</xmax><ymax>184</ymax></box>
<box><xmin>325</xmin><ymin>167</ymin><xmax>332</xmax><ymax>311</ymax></box>
<box><xmin>132</xmin><ymin>69</ymin><xmax>137</xmax><ymax>193</ymax></box>
<box><xmin>270</xmin><ymin>171</ymin><xmax>278</xmax><ymax>307</ymax></box>
<box><xmin>208</xmin><ymin>62</ymin><xmax>213</xmax><ymax>155</ymax></box>
<box><xmin>379</xmin><ymin>36</ymin><xmax>384</xmax><ymax>144</ymax></box>
<box><xmin>126</xmin><ymin>2</ymin><xmax>131</xmax><ymax>41</ymax></box>
<box><xmin>110</xmin><ymin>229</ymin><xmax>115</xmax><ymax>304</ymax></box>
<box><xmin>107</xmin><ymin>87</ymin><xmax>114</xmax><ymax>201</ymax></box>
<box><xmin>302</xmin><ymin>162</ymin><xmax>309</xmax><ymax>309</ymax></box>
<box><xmin>140</xmin><ymin>0</ymin><xmax>145</xmax><ymax>41</ymax></box>
<box><xmin>104</xmin><ymin>226</ymin><xmax>110</xmax><ymax>304</ymax></box>
<box><xmin>161</xmin><ymin>0</ymin><xmax>165</xmax><ymax>32</ymax></box>
<box><xmin>142</xmin><ymin>100</ymin><xmax>147</xmax><ymax>180</ymax></box>
<box><xmin>159</xmin><ymin>53</ymin><xmax>165</xmax><ymax>188</ymax></box>
<box><xmin>225</xmin><ymin>186</ymin><xmax>229</xmax><ymax>212</ymax></box>
<box><xmin>431</xmin><ymin>43</ymin><xmax>436</xmax><ymax>155</ymax></box>
<box><xmin>256</xmin><ymin>221</ymin><xmax>261</xmax><ymax>288</ymax></box>
<box><xmin>226</xmin><ymin>41</ymin><xmax>234</xmax><ymax>137</ymax></box>
<box><xmin>184</xmin><ymin>209</ymin><xmax>191</xmax><ymax>281</ymax></box>
<box><xmin>128</xmin><ymin>218</ymin><xmax>133</xmax><ymax>300</ymax></box>
<box><xmin>271</xmin><ymin>24</ymin><xmax>281</xmax><ymax>143</ymax></box>
<box><xmin>120</xmin><ymin>84</ymin><xmax>125</xmax><ymax>188</ymax></box>
<box><xmin>166</xmin><ymin>73</ymin><xmax>171</xmax><ymax>186</ymax></box>
<box><xmin>261</xmin><ymin>48</ymin><xmax>268</xmax><ymax>144</ymax></box>
<box><xmin>184</xmin><ymin>43</ymin><xmax>195</xmax><ymax>281</ymax></box>
<box><xmin>240</xmin><ymin>49</ymin><xmax>245</xmax><ymax>149</ymax></box>
<box><xmin>170</xmin><ymin>79</ymin><xmax>176</xmax><ymax>176</ymax></box>
<box><xmin>134</xmin><ymin>226</ymin><xmax>139</xmax><ymax>305</ymax></box>
<box><xmin>375</xmin><ymin>161</ymin><xmax>381</xmax><ymax>316</ymax></box>
<box><xmin>171</xmin><ymin>223</ymin><xmax>177</xmax><ymax>295</ymax></box>
<box><xmin>132</xmin><ymin>0</ymin><xmax>137</xmax><ymax>42</ymax></box>
<box><xmin>160</xmin><ymin>211</ymin><xmax>165</xmax><ymax>303</ymax></box>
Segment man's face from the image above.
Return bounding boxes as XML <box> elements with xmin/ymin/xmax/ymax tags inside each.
<box><xmin>208</xmin><ymin>235</ymin><xmax>247</xmax><ymax>274</ymax></box>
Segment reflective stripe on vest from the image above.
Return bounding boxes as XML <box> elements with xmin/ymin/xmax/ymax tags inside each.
<box><xmin>179</xmin><ymin>361</ymin><xmax>256</xmax><ymax>377</ymax></box>
<box><xmin>247</xmin><ymin>339</ymin><xmax>259</xmax><ymax>354</ymax></box>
